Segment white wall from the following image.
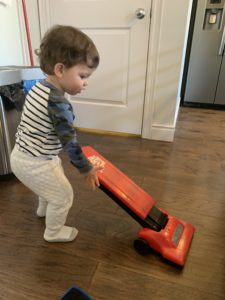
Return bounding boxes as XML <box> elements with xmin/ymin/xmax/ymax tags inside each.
<box><xmin>24</xmin><ymin>0</ymin><xmax>41</xmax><ymax>65</ymax></box>
<box><xmin>0</xmin><ymin>0</ymin><xmax>25</xmax><ymax>66</ymax></box>
<box><xmin>143</xmin><ymin>0</ymin><xmax>193</xmax><ymax>141</ymax></box>
<box><xmin>155</xmin><ymin>0</ymin><xmax>192</xmax><ymax>127</ymax></box>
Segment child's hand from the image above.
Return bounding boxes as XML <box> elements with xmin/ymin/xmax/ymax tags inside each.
<box><xmin>85</xmin><ymin>165</ymin><xmax>103</xmax><ymax>191</ymax></box>
<box><xmin>85</xmin><ymin>155</ymin><xmax>105</xmax><ymax>190</ymax></box>
<box><xmin>88</xmin><ymin>155</ymin><xmax>105</xmax><ymax>171</ymax></box>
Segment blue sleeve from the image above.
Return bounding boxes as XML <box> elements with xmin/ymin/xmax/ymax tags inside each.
<box><xmin>48</xmin><ymin>95</ymin><xmax>92</xmax><ymax>174</ymax></box>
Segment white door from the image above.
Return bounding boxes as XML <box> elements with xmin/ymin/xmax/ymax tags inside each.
<box><xmin>38</xmin><ymin>0</ymin><xmax>151</xmax><ymax>134</ymax></box>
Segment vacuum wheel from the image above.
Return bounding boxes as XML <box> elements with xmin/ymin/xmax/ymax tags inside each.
<box><xmin>133</xmin><ymin>238</ymin><xmax>150</xmax><ymax>255</ymax></box>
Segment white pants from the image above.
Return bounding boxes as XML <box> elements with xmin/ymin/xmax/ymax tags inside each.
<box><xmin>10</xmin><ymin>146</ymin><xmax>74</xmax><ymax>237</ymax></box>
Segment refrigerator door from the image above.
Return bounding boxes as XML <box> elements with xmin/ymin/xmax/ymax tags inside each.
<box><xmin>214</xmin><ymin>56</ymin><xmax>225</xmax><ymax>104</ymax></box>
<box><xmin>184</xmin><ymin>0</ymin><xmax>225</xmax><ymax>104</ymax></box>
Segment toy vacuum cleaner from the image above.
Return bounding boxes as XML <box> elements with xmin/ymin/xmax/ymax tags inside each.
<box><xmin>82</xmin><ymin>146</ymin><xmax>195</xmax><ymax>266</ymax></box>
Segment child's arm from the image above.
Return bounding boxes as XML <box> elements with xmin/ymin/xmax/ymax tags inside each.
<box><xmin>48</xmin><ymin>94</ymin><xmax>101</xmax><ymax>189</ymax></box>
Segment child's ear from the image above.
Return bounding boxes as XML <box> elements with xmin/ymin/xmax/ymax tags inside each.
<box><xmin>54</xmin><ymin>63</ymin><xmax>65</xmax><ymax>78</ymax></box>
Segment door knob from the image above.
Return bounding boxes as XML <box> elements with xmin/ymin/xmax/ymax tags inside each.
<box><xmin>135</xmin><ymin>8</ymin><xmax>145</xmax><ymax>19</ymax></box>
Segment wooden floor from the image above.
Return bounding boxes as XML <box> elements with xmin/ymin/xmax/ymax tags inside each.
<box><xmin>0</xmin><ymin>106</ymin><xmax>225</xmax><ymax>300</ymax></box>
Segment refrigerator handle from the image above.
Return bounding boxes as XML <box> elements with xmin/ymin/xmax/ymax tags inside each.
<box><xmin>219</xmin><ymin>25</ymin><xmax>225</xmax><ymax>55</ymax></box>
<box><xmin>0</xmin><ymin>97</ymin><xmax>12</xmax><ymax>173</ymax></box>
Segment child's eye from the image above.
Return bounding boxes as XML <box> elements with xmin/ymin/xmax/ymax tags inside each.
<box><xmin>80</xmin><ymin>75</ymin><xmax>87</xmax><ymax>79</ymax></box>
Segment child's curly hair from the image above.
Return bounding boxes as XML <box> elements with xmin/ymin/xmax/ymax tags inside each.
<box><xmin>35</xmin><ymin>25</ymin><xmax>100</xmax><ymax>75</ymax></box>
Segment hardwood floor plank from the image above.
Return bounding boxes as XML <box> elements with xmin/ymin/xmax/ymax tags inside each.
<box><xmin>89</xmin><ymin>263</ymin><xmax>224</xmax><ymax>300</ymax></box>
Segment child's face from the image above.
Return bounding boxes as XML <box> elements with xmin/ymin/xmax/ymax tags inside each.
<box><xmin>59</xmin><ymin>64</ymin><xmax>95</xmax><ymax>95</ymax></box>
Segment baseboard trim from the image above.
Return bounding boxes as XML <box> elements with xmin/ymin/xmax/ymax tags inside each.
<box><xmin>76</xmin><ymin>126</ymin><xmax>174</xmax><ymax>141</ymax></box>
<box><xmin>150</xmin><ymin>125</ymin><xmax>175</xmax><ymax>142</ymax></box>
<box><xmin>76</xmin><ymin>127</ymin><xmax>141</xmax><ymax>138</ymax></box>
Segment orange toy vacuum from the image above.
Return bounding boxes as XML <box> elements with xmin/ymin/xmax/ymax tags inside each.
<box><xmin>82</xmin><ymin>146</ymin><xmax>195</xmax><ymax>266</ymax></box>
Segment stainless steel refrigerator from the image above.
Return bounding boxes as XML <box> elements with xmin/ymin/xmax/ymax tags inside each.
<box><xmin>183</xmin><ymin>0</ymin><xmax>225</xmax><ymax>105</ymax></box>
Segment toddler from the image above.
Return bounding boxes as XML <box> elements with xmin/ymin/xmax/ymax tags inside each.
<box><xmin>10</xmin><ymin>25</ymin><xmax>102</xmax><ymax>242</ymax></box>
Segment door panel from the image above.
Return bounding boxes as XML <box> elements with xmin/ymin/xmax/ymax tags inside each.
<box><xmin>38</xmin><ymin>0</ymin><xmax>151</xmax><ymax>134</ymax></box>
<box><xmin>80</xmin><ymin>29</ymin><xmax>129</xmax><ymax>104</ymax></box>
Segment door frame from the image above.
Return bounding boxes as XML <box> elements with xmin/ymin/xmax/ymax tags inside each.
<box><xmin>142</xmin><ymin>0</ymin><xmax>162</xmax><ymax>140</ymax></box>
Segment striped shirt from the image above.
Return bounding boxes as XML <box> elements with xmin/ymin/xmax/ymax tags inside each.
<box><xmin>16</xmin><ymin>80</ymin><xmax>92</xmax><ymax>174</ymax></box>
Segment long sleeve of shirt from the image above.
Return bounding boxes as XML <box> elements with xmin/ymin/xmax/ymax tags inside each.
<box><xmin>48</xmin><ymin>90</ymin><xmax>93</xmax><ymax>174</ymax></box>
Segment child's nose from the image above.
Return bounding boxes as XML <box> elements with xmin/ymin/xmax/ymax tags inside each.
<box><xmin>84</xmin><ymin>80</ymin><xmax>88</xmax><ymax>87</ymax></box>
